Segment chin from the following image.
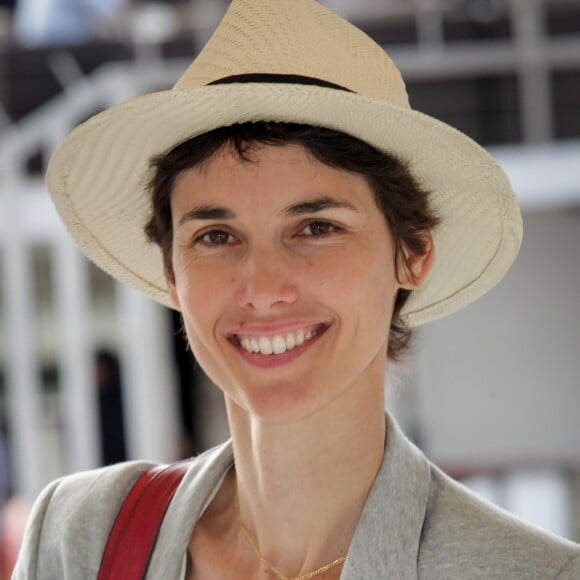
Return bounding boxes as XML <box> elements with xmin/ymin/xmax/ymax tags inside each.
<box><xmin>236</xmin><ymin>381</ymin><xmax>333</xmax><ymax>424</ymax></box>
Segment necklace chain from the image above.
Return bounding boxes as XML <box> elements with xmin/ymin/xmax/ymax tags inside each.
<box><xmin>234</xmin><ymin>489</ymin><xmax>347</xmax><ymax>580</ymax></box>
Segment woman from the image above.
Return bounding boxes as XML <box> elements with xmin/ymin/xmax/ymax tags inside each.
<box><xmin>13</xmin><ymin>0</ymin><xmax>580</xmax><ymax>578</ymax></box>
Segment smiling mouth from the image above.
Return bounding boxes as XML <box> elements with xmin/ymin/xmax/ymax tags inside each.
<box><xmin>231</xmin><ymin>324</ymin><xmax>329</xmax><ymax>356</ymax></box>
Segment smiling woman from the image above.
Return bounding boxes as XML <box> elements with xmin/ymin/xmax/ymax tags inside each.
<box><xmin>12</xmin><ymin>0</ymin><xmax>580</xmax><ymax>579</ymax></box>
<box><xmin>157</xmin><ymin>134</ymin><xmax>431</xmax><ymax>423</ymax></box>
<box><xmin>145</xmin><ymin>122</ymin><xmax>439</xmax><ymax>362</ymax></box>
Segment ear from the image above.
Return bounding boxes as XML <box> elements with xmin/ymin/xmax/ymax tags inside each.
<box><xmin>161</xmin><ymin>248</ymin><xmax>181</xmax><ymax>309</ymax></box>
<box><xmin>165</xmin><ymin>260</ymin><xmax>181</xmax><ymax>310</ymax></box>
<box><xmin>398</xmin><ymin>235</ymin><xmax>434</xmax><ymax>291</ymax></box>
<box><xmin>167</xmin><ymin>277</ymin><xmax>181</xmax><ymax>310</ymax></box>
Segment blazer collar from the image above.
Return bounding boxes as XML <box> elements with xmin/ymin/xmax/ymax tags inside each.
<box><xmin>149</xmin><ymin>413</ymin><xmax>431</xmax><ymax>579</ymax></box>
<box><xmin>340</xmin><ymin>413</ymin><xmax>431</xmax><ymax>580</ymax></box>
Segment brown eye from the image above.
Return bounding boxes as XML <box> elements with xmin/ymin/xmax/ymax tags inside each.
<box><xmin>197</xmin><ymin>229</ymin><xmax>237</xmax><ymax>246</ymax></box>
<box><xmin>301</xmin><ymin>221</ymin><xmax>337</xmax><ymax>237</ymax></box>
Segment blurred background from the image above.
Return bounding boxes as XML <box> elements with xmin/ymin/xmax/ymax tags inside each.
<box><xmin>0</xmin><ymin>0</ymin><xmax>579</xmax><ymax>575</ymax></box>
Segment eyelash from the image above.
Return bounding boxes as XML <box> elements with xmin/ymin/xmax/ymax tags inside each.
<box><xmin>194</xmin><ymin>229</ymin><xmax>239</xmax><ymax>248</ymax></box>
<box><xmin>297</xmin><ymin>220</ymin><xmax>341</xmax><ymax>238</ymax></box>
<box><xmin>193</xmin><ymin>220</ymin><xmax>341</xmax><ymax>249</ymax></box>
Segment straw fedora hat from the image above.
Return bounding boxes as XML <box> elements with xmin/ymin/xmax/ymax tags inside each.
<box><xmin>46</xmin><ymin>0</ymin><xmax>522</xmax><ymax>327</ymax></box>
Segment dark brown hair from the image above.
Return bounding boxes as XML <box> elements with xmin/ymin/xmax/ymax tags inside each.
<box><xmin>144</xmin><ymin>122</ymin><xmax>440</xmax><ymax>360</ymax></box>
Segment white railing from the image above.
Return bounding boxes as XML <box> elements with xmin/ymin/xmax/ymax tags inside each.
<box><xmin>2</xmin><ymin>126</ymin><xmax>578</xmax><ymax>500</ymax></box>
<box><xmin>0</xmin><ymin>4</ymin><xmax>579</xmax><ymax>498</ymax></box>
<box><xmin>0</xmin><ymin>184</ymin><xmax>181</xmax><ymax>500</ymax></box>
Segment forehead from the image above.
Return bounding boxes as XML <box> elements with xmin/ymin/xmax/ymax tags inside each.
<box><xmin>171</xmin><ymin>142</ymin><xmax>375</xmax><ymax>209</ymax></box>
<box><xmin>180</xmin><ymin>142</ymin><xmax>323</xmax><ymax>183</ymax></box>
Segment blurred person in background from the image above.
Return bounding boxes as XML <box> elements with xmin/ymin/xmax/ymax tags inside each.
<box><xmin>11</xmin><ymin>0</ymin><xmax>580</xmax><ymax>578</ymax></box>
<box><xmin>95</xmin><ymin>350</ymin><xmax>127</xmax><ymax>467</ymax></box>
<box><xmin>13</xmin><ymin>0</ymin><xmax>131</xmax><ymax>47</ymax></box>
<box><xmin>0</xmin><ymin>422</ymin><xmax>12</xmax><ymax>509</ymax></box>
<box><xmin>0</xmin><ymin>422</ymin><xmax>25</xmax><ymax>580</ymax></box>
<box><xmin>0</xmin><ymin>0</ymin><xmax>15</xmax><ymax>42</ymax></box>
<box><xmin>0</xmin><ymin>495</ymin><xmax>27</xmax><ymax>580</ymax></box>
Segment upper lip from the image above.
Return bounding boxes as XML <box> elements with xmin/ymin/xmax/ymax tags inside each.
<box><xmin>226</xmin><ymin>321</ymin><xmax>331</xmax><ymax>338</ymax></box>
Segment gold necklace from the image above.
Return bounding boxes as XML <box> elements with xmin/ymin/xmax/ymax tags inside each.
<box><xmin>234</xmin><ymin>489</ymin><xmax>347</xmax><ymax>580</ymax></box>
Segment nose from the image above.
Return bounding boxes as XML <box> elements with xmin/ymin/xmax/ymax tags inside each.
<box><xmin>235</xmin><ymin>246</ymin><xmax>299</xmax><ymax>312</ymax></box>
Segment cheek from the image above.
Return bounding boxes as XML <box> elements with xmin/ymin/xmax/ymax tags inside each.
<box><xmin>173</xmin><ymin>249</ymin><xmax>215</xmax><ymax>303</ymax></box>
<box><xmin>316</xmin><ymin>249</ymin><xmax>396</xmax><ymax>307</ymax></box>
<box><xmin>173</xmin><ymin>266</ymin><xmax>215</xmax><ymax>335</ymax></box>
<box><xmin>173</xmin><ymin>261</ymin><xmax>241</xmax><ymax>355</ymax></box>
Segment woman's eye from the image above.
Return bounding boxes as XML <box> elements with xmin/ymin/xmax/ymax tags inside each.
<box><xmin>300</xmin><ymin>221</ymin><xmax>338</xmax><ymax>237</ymax></box>
<box><xmin>196</xmin><ymin>229</ymin><xmax>237</xmax><ymax>247</ymax></box>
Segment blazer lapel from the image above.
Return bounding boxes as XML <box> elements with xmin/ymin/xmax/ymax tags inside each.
<box><xmin>145</xmin><ymin>414</ymin><xmax>431</xmax><ymax>579</ymax></box>
<box><xmin>146</xmin><ymin>440</ymin><xmax>235</xmax><ymax>579</ymax></box>
<box><xmin>340</xmin><ymin>414</ymin><xmax>431</xmax><ymax>579</ymax></box>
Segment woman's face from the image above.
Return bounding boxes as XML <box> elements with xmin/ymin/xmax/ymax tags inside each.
<box><xmin>168</xmin><ymin>143</ymin><xmax>408</xmax><ymax>422</ymax></box>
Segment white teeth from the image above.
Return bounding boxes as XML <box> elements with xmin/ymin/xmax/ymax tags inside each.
<box><xmin>259</xmin><ymin>336</ymin><xmax>273</xmax><ymax>355</ymax></box>
<box><xmin>285</xmin><ymin>333</ymin><xmax>296</xmax><ymax>350</ymax></box>
<box><xmin>238</xmin><ymin>327</ymin><xmax>322</xmax><ymax>355</ymax></box>
<box><xmin>272</xmin><ymin>335</ymin><xmax>286</xmax><ymax>354</ymax></box>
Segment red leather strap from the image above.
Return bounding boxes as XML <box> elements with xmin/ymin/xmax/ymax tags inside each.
<box><xmin>98</xmin><ymin>462</ymin><xmax>190</xmax><ymax>580</ymax></box>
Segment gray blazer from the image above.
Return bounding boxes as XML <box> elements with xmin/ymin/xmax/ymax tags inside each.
<box><xmin>13</xmin><ymin>415</ymin><xmax>580</xmax><ymax>579</ymax></box>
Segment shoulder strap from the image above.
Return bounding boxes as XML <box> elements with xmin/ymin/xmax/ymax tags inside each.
<box><xmin>97</xmin><ymin>461</ymin><xmax>190</xmax><ymax>580</ymax></box>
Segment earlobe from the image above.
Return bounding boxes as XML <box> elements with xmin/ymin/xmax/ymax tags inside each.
<box><xmin>399</xmin><ymin>236</ymin><xmax>434</xmax><ymax>291</ymax></box>
<box><xmin>167</xmin><ymin>277</ymin><xmax>181</xmax><ymax>310</ymax></box>
<box><xmin>162</xmin><ymin>249</ymin><xmax>180</xmax><ymax>309</ymax></box>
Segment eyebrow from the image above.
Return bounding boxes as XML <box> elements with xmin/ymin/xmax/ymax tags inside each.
<box><xmin>178</xmin><ymin>206</ymin><xmax>236</xmax><ymax>226</ymax></box>
<box><xmin>177</xmin><ymin>196</ymin><xmax>358</xmax><ymax>226</ymax></box>
<box><xmin>281</xmin><ymin>197</ymin><xmax>358</xmax><ymax>216</ymax></box>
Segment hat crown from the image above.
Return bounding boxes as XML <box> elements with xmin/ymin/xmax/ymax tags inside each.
<box><xmin>174</xmin><ymin>0</ymin><xmax>410</xmax><ymax>109</ymax></box>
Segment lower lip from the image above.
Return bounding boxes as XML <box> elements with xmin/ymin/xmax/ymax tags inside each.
<box><xmin>232</xmin><ymin>328</ymin><xmax>328</xmax><ymax>369</ymax></box>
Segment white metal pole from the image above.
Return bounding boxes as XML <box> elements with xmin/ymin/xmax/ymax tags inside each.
<box><xmin>511</xmin><ymin>0</ymin><xmax>553</xmax><ymax>143</ymax></box>
<box><xmin>502</xmin><ymin>469</ymin><xmax>570</xmax><ymax>538</ymax></box>
<box><xmin>51</xmin><ymin>236</ymin><xmax>100</xmax><ymax>473</ymax></box>
<box><xmin>116</xmin><ymin>283</ymin><xmax>179</xmax><ymax>463</ymax></box>
<box><xmin>415</xmin><ymin>0</ymin><xmax>444</xmax><ymax>52</ymax></box>
<box><xmin>0</xmin><ymin>178</ymin><xmax>45</xmax><ymax>499</ymax></box>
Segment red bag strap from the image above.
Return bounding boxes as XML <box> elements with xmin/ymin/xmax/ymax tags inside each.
<box><xmin>98</xmin><ymin>461</ymin><xmax>190</xmax><ymax>580</ymax></box>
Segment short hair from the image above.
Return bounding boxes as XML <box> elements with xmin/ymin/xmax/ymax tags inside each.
<box><xmin>145</xmin><ymin>122</ymin><xmax>440</xmax><ymax>360</ymax></box>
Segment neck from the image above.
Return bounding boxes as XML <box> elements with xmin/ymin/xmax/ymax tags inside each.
<box><xmin>225</xmin><ymin>374</ymin><xmax>386</xmax><ymax>576</ymax></box>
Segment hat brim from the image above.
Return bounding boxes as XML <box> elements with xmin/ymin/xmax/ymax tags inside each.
<box><xmin>46</xmin><ymin>83</ymin><xmax>522</xmax><ymax>327</ymax></box>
